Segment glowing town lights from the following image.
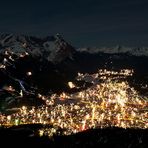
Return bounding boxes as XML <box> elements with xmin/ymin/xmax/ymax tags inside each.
<box><xmin>21</xmin><ymin>106</ymin><xmax>27</xmax><ymax>115</ymax></box>
<box><xmin>19</xmin><ymin>90</ymin><xmax>23</xmax><ymax>97</ymax></box>
<box><xmin>59</xmin><ymin>92</ymin><xmax>69</xmax><ymax>100</ymax></box>
<box><xmin>26</xmin><ymin>71</ymin><xmax>32</xmax><ymax>76</ymax></box>
<box><xmin>15</xmin><ymin>119</ymin><xmax>19</xmax><ymax>126</ymax></box>
<box><xmin>7</xmin><ymin>115</ymin><xmax>11</xmax><ymax>121</ymax></box>
<box><xmin>0</xmin><ymin>64</ymin><xmax>6</xmax><ymax>69</ymax></box>
<box><xmin>4</xmin><ymin>50</ymin><xmax>9</xmax><ymax>55</ymax></box>
<box><xmin>0</xmin><ymin>69</ymin><xmax>147</xmax><ymax>137</ymax></box>
<box><xmin>8</xmin><ymin>86</ymin><xmax>14</xmax><ymax>91</ymax></box>
<box><xmin>115</xmin><ymin>94</ymin><xmax>126</xmax><ymax>107</ymax></box>
<box><xmin>25</xmin><ymin>52</ymin><xmax>29</xmax><ymax>55</ymax></box>
<box><xmin>19</xmin><ymin>51</ymin><xmax>29</xmax><ymax>58</ymax></box>
<box><xmin>22</xmin><ymin>106</ymin><xmax>26</xmax><ymax>110</ymax></box>
<box><xmin>85</xmin><ymin>114</ymin><xmax>90</xmax><ymax>120</ymax></box>
<box><xmin>91</xmin><ymin>105</ymin><xmax>96</xmax><ymax>124</ymax></box>
<box><xmin>38</xmin><ymin>94</ymin><xmax>42</xmax><ymax>98</ymax></box>
<box><xmin>19</xmin><ymin>54</ymin><xmax>23</xmax><ymax>58</ymax></box>
<box><xmin>39</xmin><ymin>130</ymin><xmax>44</xmax><ymax>137</ymax></box>
<box><xmin>131</xmin><ymin>111</ymin><xmax>136</xmax><ymax>118</ymax></box>
<box><xmin>3</xmin><ymin>58</ymin><xmax>7</xmax><ymax>63</ymax></box>
<box><xmin>50</xmin><ymin>118</ymin><xmax>54</xmax><ymax>123</ymax></box>
<box><xmin>3</xmin><ymin>85</ymin><xmax>15</xmax><ymax>92</ymax></box>
<box><xmin>68</xmin><ymin>81</ymin><xmax>75</xmax><ymax>89</ymax></box>
<box><xmin>9</xmin><ymin>56</ymin><xmax>14</xmax><ymax>61</ymax></box>
<box><xmin>81</xmin><ymin>120</ymin><xmax>86</xmax><ymax>131</ymax></box>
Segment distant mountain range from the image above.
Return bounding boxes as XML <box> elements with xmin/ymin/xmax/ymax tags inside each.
<box><xmin>0</xmin><ymin>33</ymin><xmax>148</xmax><ymax>59</ymax></box>
<box><xmin>77</xmin><ymin>45</ymin><xmax>148</xmax><ymax>56</ymax></box>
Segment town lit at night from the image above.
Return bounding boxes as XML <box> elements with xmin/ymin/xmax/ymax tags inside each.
<box><xmin>1</xmin><ymin>69</ymin><xmax>147</xmax><ymax>137</ymax></box>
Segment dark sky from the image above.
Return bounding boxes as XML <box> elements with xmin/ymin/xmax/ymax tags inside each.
<box><xmin>0</xmin><ymin>0</ymin><xmax>148</xmax><ymax>47</ymax></box>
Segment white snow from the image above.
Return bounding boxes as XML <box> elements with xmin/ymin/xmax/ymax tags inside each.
<box><xmin>77</xmin><ymin>46</ymin><xmax>148</xmax><ymax>56</ymax></box>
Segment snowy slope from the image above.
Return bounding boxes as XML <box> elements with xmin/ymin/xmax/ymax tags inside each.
<box><xmin>0</xmin><ymin>33</ymin><xmax>75</xmax><ymax>63</ymax></box>
<box><xmin>77</xmin><ymin>45</ymin><xmax>148</xmax><ymax>56</ymax></box>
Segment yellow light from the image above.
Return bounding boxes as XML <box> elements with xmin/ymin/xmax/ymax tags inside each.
<box><xmin>22</xmin><ymin>106</ymin><xmax>26</xmax><ymax>110</ymax></box>
<box><xmin>39</xmin><ymin>130</ymin><xmax>44</xmax><ymax>137</ymax></box>
<box><xmin>19</xmin><ymin>90</ymin><xmax>23</xmax><ymax>97</ymax></box>
<box><xmin>7</xmin><ymin>115</ymin><xmax>11</xmax><ymax>121</ymax></box>
<box><xmin>68</xmin><ymin>81</ymin><xmax>75</xmax><ymax>89</ymax></box>
<box><xmin>26</xmin><ymin>71</ymin><xmax>32</xmax><ymax>76</ymax></box>
<box><xmin>15</xmin><ymin>119</ymin><xmax>19</xmax><ymax>126</ymax></box>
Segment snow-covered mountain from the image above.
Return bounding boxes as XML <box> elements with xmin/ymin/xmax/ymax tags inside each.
<box><xmin>77</xmin><ymin>45</ymin><xmax>148</xmax><ymax>56</ymax></box>
<box><xmin>1</xmin><ymin>33</ymin><xmax>148</xmax><ymax>59</ymax></box>
<box><xmin>0</xmin><ymin>33</ymin><xmax>75</xmax><ymax>63</ymax></box>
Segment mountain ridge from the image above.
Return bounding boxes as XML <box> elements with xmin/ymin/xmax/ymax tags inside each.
<box><xmin>77</xmin><ymin>45</ymin><xmax>148</xmax><ymax>56</ymax></box>
<box><xmin>0</xmin><ymin>33</ymin><xmax>75</xmax><ymax>63</ymax></box>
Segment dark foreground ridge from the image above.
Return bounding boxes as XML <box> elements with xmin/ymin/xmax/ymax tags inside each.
<box><xmin>0</xmin><ymin>125</ymin><xmax>147</xmax><ymax>148</ymax></box>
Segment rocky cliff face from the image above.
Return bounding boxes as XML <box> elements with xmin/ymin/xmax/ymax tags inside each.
<box><xmin>0</xmin><ymin>33</ymin><xmax>75</xmax><ymax>63</ymax></box>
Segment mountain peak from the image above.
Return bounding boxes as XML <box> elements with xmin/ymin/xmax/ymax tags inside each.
<box><xmin>0</xmin><ymin>33</ymin><xmax>75</xmax><ymax>63</ymax></box>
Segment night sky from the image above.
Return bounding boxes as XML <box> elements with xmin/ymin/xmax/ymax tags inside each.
<box><xmin>0</xmin><ymin>0</ymin><xmax>148</xmax><ymax>47</ymax></box>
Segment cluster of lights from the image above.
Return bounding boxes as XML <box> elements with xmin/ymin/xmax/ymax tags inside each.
<box><xmin>0</xmin><ymin>48</ymin><xmax>33</xmax><ymax>95</ymax></box>
<box><xmin>77</xmin><ymin>69</ymin><xmax>133</xmax><ymax>83</ymax></box>
<box><xmin>0</xmin><ymin>48</ymin><xmax>29</xmax><ymax>70</ymax></box>
<box><xmin>0</xmin><ymin>69</ymin><xmax>147</xmax><ymax>137</ymax></box>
